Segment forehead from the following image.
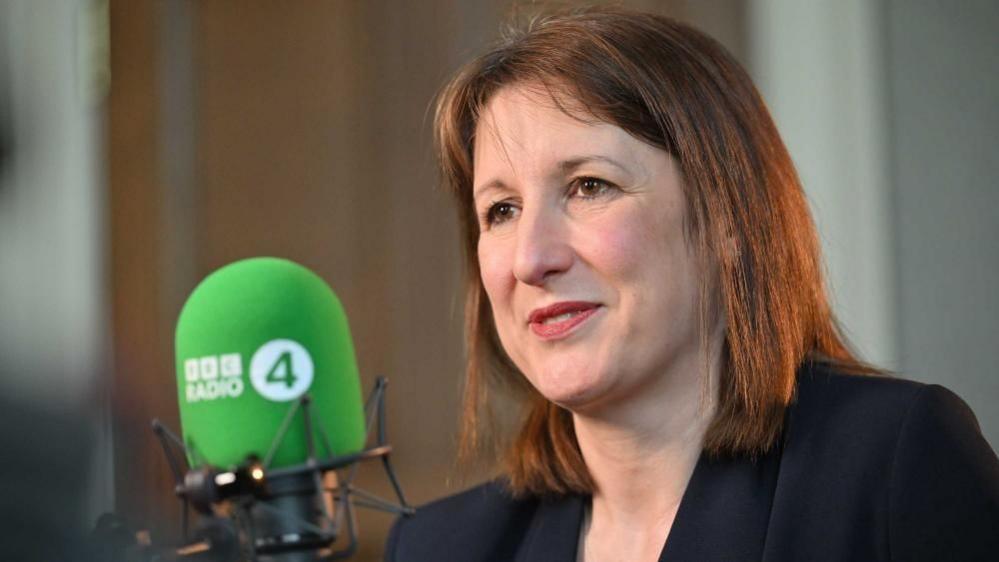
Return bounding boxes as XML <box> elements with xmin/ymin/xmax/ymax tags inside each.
<box><xmin>472</xmin><ymin>85</ymin><xmax>642</xmax><ymax>178</ymax></box>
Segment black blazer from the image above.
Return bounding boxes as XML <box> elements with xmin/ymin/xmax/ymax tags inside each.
<box><xmin>385</xmin><ymin>364</ymin><xmax>999</xmax><ymax>561</ymax></box>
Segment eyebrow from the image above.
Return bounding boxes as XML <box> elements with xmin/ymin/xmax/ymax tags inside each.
<box><xmin>558</xmin><ymin>155</ymin><xmax>630</xmax><ymax>175</ymax></box>
<box><xmin>473</xmin><ymin>155</ymin><xmax>630</xmax><ymax>200</ymax></box>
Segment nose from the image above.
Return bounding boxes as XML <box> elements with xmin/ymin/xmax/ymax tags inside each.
<box><xmin>512</xmin><ymin>205</ymin><xmax>573</xmax><ymax>286</ymax></box>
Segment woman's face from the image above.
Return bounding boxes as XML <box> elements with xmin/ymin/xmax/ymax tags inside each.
<box><xmin>472</xmin><ymin>85</ymin><xmax>711</xmax><ymax>412</ymax></box>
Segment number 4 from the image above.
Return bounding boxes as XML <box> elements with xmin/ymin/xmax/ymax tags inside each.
<box><xmin>265</xmin><ymin>351</ymin><xmax>297</xmax><ymax>389</ymax></box>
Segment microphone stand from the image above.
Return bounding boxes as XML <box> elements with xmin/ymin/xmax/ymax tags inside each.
<box><xmin>151</xmin><ymin>376</ymin><xmax>413</xmax><ymax>561</ymax></box>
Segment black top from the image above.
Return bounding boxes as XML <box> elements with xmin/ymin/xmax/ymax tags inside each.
<box><xmin>384</xmin><ymin>363</ymin><xmax>999</xmax><ymax>561</ymax></box>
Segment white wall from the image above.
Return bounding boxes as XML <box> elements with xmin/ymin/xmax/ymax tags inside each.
<box><xmin>749</xmin><ymin>0</ymin><xmax>896</xmax><ymax>371</ymax></box>
<box><xmin>749</xmin><ymin>0</ymin><xmax>998</xmax><ymax>448</ymax></box>
<box><xmin>885</xmin><ymin>0</ymin><xmax>999</xmax><ymax>447</ymax></box>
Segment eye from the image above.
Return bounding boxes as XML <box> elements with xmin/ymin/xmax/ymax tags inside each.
<box><xmin>571</xmin><ymin>176</ymin><xmax>615</xmax><ymax>199</ymax></box>
<box><xmin>483</xmin><ymin>200</ymin><xmax>519</xmax><ymax>226</ymax></box>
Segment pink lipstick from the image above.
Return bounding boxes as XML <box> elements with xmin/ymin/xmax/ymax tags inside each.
<box><xmin>528</xmin><ymin>301</ymin><xmax>600</xmax><ymax>340</ymax></box>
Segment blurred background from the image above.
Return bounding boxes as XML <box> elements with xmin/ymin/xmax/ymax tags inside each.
<box><xmin>0</xmin><ymin>0</ymin><xmax>995</xmax><ymax>559</ymax></box>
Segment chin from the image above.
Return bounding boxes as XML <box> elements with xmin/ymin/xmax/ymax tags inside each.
<box><xmin>529</xmin><ymin>363</ymin><xmax>613</xmax><ymax>411</ymax></box>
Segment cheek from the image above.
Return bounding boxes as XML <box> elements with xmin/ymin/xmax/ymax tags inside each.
<box><xmin>579</xmin><ymin>202</ymin><xmax>695</xmax><ymax>323</ymax></box>
<box><xmin>578</xmin><ymin>207</ymin><xmax>666</xmax><ymax>284</ymax></box>
<box><xmin>477</xmin><ymin>238</ymin><xmax>529</xmax><ymax>368</ymax></box>
<box><xmin>477</xmin><ymin>238</ymin><xmax>514</xmax><ymax>308</ymax></box>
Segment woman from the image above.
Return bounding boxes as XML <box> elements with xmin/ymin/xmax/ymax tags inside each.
<box><xmin>385</xmin><ymin>7</ymin><xmax>999</xmax><ymax>561</ymax></box>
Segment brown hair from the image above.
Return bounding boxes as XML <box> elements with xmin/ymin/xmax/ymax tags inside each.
<box><xmin>434</xmin><ymin>6</ymin><xmax>877</xmax><ymax>497</ymax></box>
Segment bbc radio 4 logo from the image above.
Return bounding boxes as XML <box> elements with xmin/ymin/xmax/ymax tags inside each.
<box><xmin>184</xmin><ymin>353</ymin><xmax>244</xmax><ymax>403</ymax></box>
<box><xmin>184</xmin><ymin>339</ymin><xmax>315</xmax><ymax>404</ymax></box>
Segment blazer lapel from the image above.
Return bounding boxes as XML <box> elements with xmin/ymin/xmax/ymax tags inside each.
<box><xmin>512</xmin><ymin>429</ymin><xmax>784</xmax><ymax>562</ymax></box>
<box><xmin>658</xmin><ymin>443</ymin><xmax>783</xmax><ymax>561</ymax></box>
<box><xmin>517</xmin><ymin>493</ymin><xmax>585</xmax><ymax>562</ymax></box>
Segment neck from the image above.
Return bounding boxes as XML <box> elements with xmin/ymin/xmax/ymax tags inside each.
<box><xmin>572</xmin><ymin>343</ymin><xmax>721</xmax><ymax>530</ymax></box>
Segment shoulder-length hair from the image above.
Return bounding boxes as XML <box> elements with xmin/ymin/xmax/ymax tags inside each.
<box><xmin>434</xmin><ymin>6</ymin><xmax>877</xmax><ymax>497</ymax></box>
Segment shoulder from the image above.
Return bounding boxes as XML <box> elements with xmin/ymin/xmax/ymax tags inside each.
<box><xmin>790</xmin><ymin>362</ymin><xmax>996</xmax><ymax>455</ymax></box>
<box><xmin>783</xmin><ymin>362</ymin><xmax>999</xmax><ymax>559</ymax></box>
<box><xmin>384</xmin><ymin>480</ymin><xmax>539</xmax><ymax>562</ymax></box>
<box><xmin>793</xmin><ymin>361</ymin><xmax>925</xmax><ymax>421</ymax></box>
<box><xmin>787</xmin><ymin>361</ymin><xmax>995</xmax><ymax>471</ymax></box>
<box><xmin>881</xmin><ymin>377</ymin><xmax>999</xmax><ymax>558</ymax></box>
<box><xmin>788</xmin><ymin>362</ymin><xmax>940</xmax><ymax>452</ymax></box>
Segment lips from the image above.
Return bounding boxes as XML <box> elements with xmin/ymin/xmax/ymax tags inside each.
<box><xmin>528</xmin><ymin>301</ymin><xmax>601</xmax><ymax>340</ymax></box>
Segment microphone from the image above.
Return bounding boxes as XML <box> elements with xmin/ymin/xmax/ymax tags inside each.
<box><xmin>145</xmin><ymin>257</ymin><xmax>411</xmax><ymax>561</ymax></box>
<box><xmin>175</xmin><ymin>256</ymin><xmax>365</xmax><ymax>474</ymax></box>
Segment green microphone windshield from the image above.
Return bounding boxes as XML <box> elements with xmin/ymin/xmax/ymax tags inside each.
<box><xmin>175</xmin><ymin>257</ymin><xmax>365</xmax><ymax>469</ymax></box>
